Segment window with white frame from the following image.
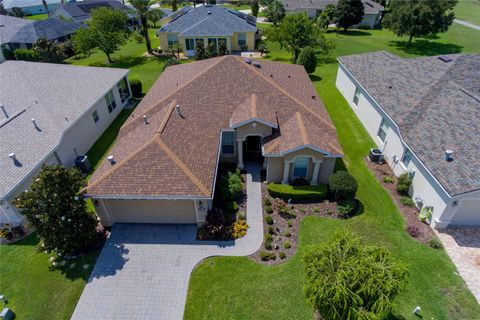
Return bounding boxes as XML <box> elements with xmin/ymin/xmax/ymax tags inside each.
<box><xmin>237</xmin><ymin>33</ymin><xmax>246</xmax><ymax>46</ymax></box>
<box><xmin>167</xmin><ymin>33</ymin><xmax>178</xmax><ymax>46</ymax></box>
<box><xmin>221</xmin><ymin>131</ymin><xmax>235</xmax><ymax>154</ymax></box>
<box><xmin>92</xmin><ymin>110</ymin><xmax>99</xmax><ymax>123</ymax></box>
<box><xmin>353</xmin><ymin>86</ymin><xmax>360</xmax><ymax>105</ymax></box>
<box><xmin>105</xmin><ymin>90</ymin><xmax>117</xmax><ymax>113</ymax></box>
<box><xmin>377</xmin><ymin>118</ymin><xmax>389</xmax><ymax>142</ymax></box>
<box><xmin>293</xmin><ymin>157</ymin><xmax>309</xmax><ymax>177</ymax></box>
<box><xmin>117</xmin><ymin>78</ymin><xmax>130</xmax><ymax>104</ymax></box>
<box><xmin>401</xmin><ymin>148</ymin><xmax>413</xmax><ymax>167</ymax></box>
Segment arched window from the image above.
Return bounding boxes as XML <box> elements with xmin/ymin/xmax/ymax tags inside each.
<box><xmin>293</xmin><ymin>157</ymin><xmax>309</xmax><ymax>177</ymax></box>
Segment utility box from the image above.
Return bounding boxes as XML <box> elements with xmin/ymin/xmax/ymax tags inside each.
<box><xmin>74</xmin><ymin>155</ymin><xmax>91</xmax><ymax>174</ymax></box>
<box><xmin>368</xmin><ymin>148</ymin><xmax>384</xmax><ymax>163</ymax></box>
<box><xmin>0</xmin><ymin>308</ymin><xmax>14</xmax><ymax>320</ymax></box>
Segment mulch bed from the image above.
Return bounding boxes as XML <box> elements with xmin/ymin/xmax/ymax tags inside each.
<box><xmin>365</xmin><ymin>158</ymin><xmax>435</xmax><ymax>244</ymax></box>
<box><xmin>249</xmin><ymin>184</ymin><xmax>340</xmax><ymax>265</ymax></box>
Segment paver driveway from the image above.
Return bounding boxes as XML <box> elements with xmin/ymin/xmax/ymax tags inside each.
<box><xmin>71</xmin><ymin>164</ymin><xmax>263</xmax><ymax>320</ymax></box>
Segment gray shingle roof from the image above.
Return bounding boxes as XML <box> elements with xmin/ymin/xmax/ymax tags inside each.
<box><xmin>158</xmin><ymin>5</ymin><xmax>256</xmax><ymax>37</ymax></box>
<box><xmin>338</xmin><ymin>52</ymin><xmax>480</xmax><ymax>196</ymax></box>
<box><xmin>283</xmin><ymin>0</ymin><xmax>383</xmax><ymax>14</ymax></box>
<box><xmin>0</xmin><ymin>15</ymin><xmax>81</xmax><ymax>45</ymax></box>
<box><xmin>51</xmin><ymin>0</ymin><xmax>135</xmax><ymax>23</ymax></box>
<box><xmin>2</xmin><ymin>0</ymin><xmax>61</xmax><ymax>9</ymax></box>
<box><xmin>0</xmin><ymin>61</ymin><xmax>128</xmax><ymax>200</ymax></box>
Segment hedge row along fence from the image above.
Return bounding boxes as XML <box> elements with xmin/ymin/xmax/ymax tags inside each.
<box><xmin>267</xmin><ymin>183</ymin><xmax>327</xmax><ymax>201</ymax></box>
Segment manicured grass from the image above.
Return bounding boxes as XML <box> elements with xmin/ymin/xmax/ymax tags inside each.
<box><xmin>267</xmin><ymin>183</ymin><xmax>327</xmax><ymax>200</ymax></box>
<box><xmin>25</xmin><ymin>14</ymin><xmax>49</xmax><ymax>20</ymax></box>
<box><xmin>185</xmin><ymin>26</ymin><xmax>480</xmax><ymax>319</ymax></box>
<box><xmin>0</xmin><ymin>234</ymin><xmax>98</xmax><ymax>320</ymax></box>
<box><xmin>219</xmin><ymin>3</ymin><xmax>252</xmax><ymax>11</ymax></box>
<box><xmin>455</xmin><ymin>0</ymin><xmax>480</xmax><ymax>25</ymax></box>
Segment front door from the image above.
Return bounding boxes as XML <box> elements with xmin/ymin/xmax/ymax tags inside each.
<box><xmin>244</xmin><ymin>136</ymin><xmax>263</xmax><ymax>162</ymax></box>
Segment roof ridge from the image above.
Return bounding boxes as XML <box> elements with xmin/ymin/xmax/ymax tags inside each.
<box><xmin>264</xmin><ymin>138</ymin><xmax>281</xmax><ymax>153</ymax></box>
<box><xmin>234</xmin><ymin>56</ymin><xmax>335</xmax><ymax>130</ymax></box>
<box><xmin>157</xmin><ymin>100</ymin><xmax>177</xmax><ymax>134</ymax></box>
<box><xmin>120</xmin><ymin>56</ymin><xmax>228</xmax><ymax>135</ymax></box>
<box><xmin>296</xmin><ymin>112</ymin><xmax>309</xmax><ymax>145</ymax></box>
<box><xmin>155</xmin><ymin>138</ymin><xmax>211</xmax><ymax>196</ymax></box>
<box><xmin>178</xmin><ymin>16</ymin><xmax>210</xmax><ymax>36</ymax></box>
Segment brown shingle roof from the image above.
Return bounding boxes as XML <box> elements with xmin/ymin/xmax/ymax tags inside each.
<box><xmin>87</xmin><ymin>56</ymin><xmax>342</xmax><ymax>198</ymax></box>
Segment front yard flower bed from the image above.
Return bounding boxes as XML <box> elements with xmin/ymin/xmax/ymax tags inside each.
<box><xmin>267</xmin><ymin>183</ymin><xmax>327</xmax><ymax>201</ymax></box>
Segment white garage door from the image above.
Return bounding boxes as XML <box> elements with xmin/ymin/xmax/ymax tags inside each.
<box><xmin>450</xmin><ymin>199</ymin><xmax>480</xmax><ymax>226</ymax></box>
<box><xmin>104</xmin><ymin>199</ymin><xmax>196</xmax><ymax>224</ymax></box>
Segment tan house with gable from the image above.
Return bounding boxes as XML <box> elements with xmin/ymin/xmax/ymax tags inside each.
<box><xmin>86</xmin><ymin>56</ymin><xmax>342</xmax><ymax>227</ymax></box>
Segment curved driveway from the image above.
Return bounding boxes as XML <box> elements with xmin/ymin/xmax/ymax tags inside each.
<box><xmin>71</xmin><ymin>164</ymin><xmax>263</xmax><ymax>320</ymax></box>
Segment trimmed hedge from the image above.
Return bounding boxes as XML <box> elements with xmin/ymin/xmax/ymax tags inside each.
<box><xmin>129</xmin><ymin>78</ymin><xmax>143</xmax><ymax>98</ymax></box>
<box><xmin>267</xmin><ymin>183</ymin><xmax>327</xmax><ymax>201</ymax></box>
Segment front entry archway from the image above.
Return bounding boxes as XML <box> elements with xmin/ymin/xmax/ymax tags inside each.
<box><xmin>243</xmin><ymin>135</ymin><xmax>264</xmax><ymax>163</ymax></box>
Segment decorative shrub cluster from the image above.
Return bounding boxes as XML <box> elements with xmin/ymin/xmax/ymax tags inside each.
<box><xmin>406</xmin><ymin>225</ymin><xmax>421</xmax><ymax>238</ymax></box>
<box><xmin>400</xmin><ymin>196</ymin><xmax>415</xmax><ymax>207</ymax></box>
<box><xmin>264</xmin><ymin>234</ymin><xmax>273</xmax><ymax>250</ymax></box>
<box><xmin>129</xmin><ymin>79</ymin><xmax>143</xmax><ymax>98</ymax></box>
<box><xmin>383</xmin><ymin>176</ymin><xmax>395</xmax><ymax>184</ymax></box>
<box><xmin>329</xmin><ymin>171</ymin><xmax>358</xmax><ymax>200</ymax></box>
<box><xmin>268</xmin><ymin>183</ymin><xmax>327</xmax><ymax>201</ymax></box>
<box><xmin>283</xmin><ymin>241</ymin><xmax>291</xmax><ymax>249</ymax></box>
<box><xmin>428</xmin><ymin>237</ymin><xmax>444</xmax><ymax>249</ymax></box>
<box><xmin>260</xmin><ymin>251</ymin><xmax>276</xmax><ymax>261</ymax></box>
<box><xmin>279</xmin><ymin>252</ymin><xmax>287</xmax><ymax>259</ymax></box>
<box><xmin>337</xmin><ymin>198</ymin><xmax>357</xmax><ymax>218</ymax></box>
<box><xmin>198</xmin><ymin>208</ymin><xmax>228</xmax><ymax>240</ymax></box>
<box><xmin>265</xmin><ymin>206</ymin><xmax>273</xmax><ymax>214</ymax></box>
<box><xmin>219</xmin><ymin>169</ymin><xmax>243</xmax><ymax>203</ymax></box>
<box><xmin>265</xmin><ymin>215</ymin><xmax>274</xmax><ymax>225</ymax></box>
<box><xmin>230</xmin><ymin>220</ymin><xmax>249</xmax><ymax>239</ymax></box>
<box><xmin>396</xmin><ymin>173</ymin><xmax>412</xmax><ymax>196</ymax></box>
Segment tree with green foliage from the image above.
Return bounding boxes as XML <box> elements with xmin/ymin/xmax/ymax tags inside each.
<box><xmin>296</xmin><ymin>46</ymin><xmax>316</xmax><ymax>73</ymax></box>
<box><xmin>72</xmin><ymin>7</ymin><xmax>129</xmax><ymax>63</ymax></box>
<box><xmin>129</xmin><ymin>0</ymin><xmax>163</xmax><ymax>54</ymax></box>
<box><xmin>264</xmin><ymin>0</ymin><xmax>285</xmax><ymax>25</ymax></box>
<box><xmin>194</xmin><ymin>40</ymin><xmax>206</xmax><ymax>60</ymax></box>
<box><xmin>317</xmin><ymin>11</ymin><xmax>330</xmax><ymax>30</ymax></box>
<box><xmin>206</xmin><ymin>41</ymin><xmax>217</xmax><ymax>58</ymax></box>
<box><xmin>303</xmin><ymin>230</ymin><xmax>408</xmax><ymax>320</ymax></box>
<box><xmin>15</xmin><ymin>165</ymin><xmax>98</xmax><ymax>256</ymax></box>
<box><xmin>329</xmin><ymin>170</ymin><xmax>358</xmax><ymax>200</ymax></box>
<box><xmin>383</xmin><ymin>0</ymin><xmax>457</xmax><ymax>44</ymax></box>
<box><xmin>33</xmin><ymin>38</ymin><xmax>66</xmax><ymax>63</ymax></box>
<box><xmin>162</xmin><ymin>57</ymin><xmax>180</xmax><ymax>71</ymax></box>
<box><xmin>335</xmin><ymin>0</ymin><xmax>364</xmax><ymax>31</ymax></box>
<box><xmin>218</xmin><ymin>39</ymin><xmax>228</xmax><ymax>55</ymax></box>
<box><xmin>159</xmin><ymin>0</ymin><xmax>186</xmax><ymax>12</ymax></box>
<box><xmin>318</xmin><ymin>3</ymin><xmax>337</xmax><ymax>29</ymax></box>
<box><xmin>251</xmin><ymin>0</ymin><xmax>259</xmax><ymax>17</ymax></box>
<box><xmin>268</xmin><ymin>13</ymin><xmax>332</xmax><ymax>61</ymax></box>
<box><xmin>148</xmin><ymin>8</ymin><xmax>165</xmax><ymax>27</ymax></box>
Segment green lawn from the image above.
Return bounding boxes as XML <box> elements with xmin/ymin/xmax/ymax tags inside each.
<box><xmin>185</xmin><ymin>25</ymin><xmax>480</xmax><ymax>319</ymax></box>
<box><xmin>0</xmin><ymin>234</ymin><xmax>98</xmax><ymax>320</ymax></box>
<box><xmin>219</xmin><ymin>3</ymin><xmax>252</xmax><ymax>11</ymax></box>
<box><xmin>455</xmin><ymin>0</ymin><xmax>480</xmax><ymax>25</ymax></box>
<box><xmin>25</xmin><ymin>14</ymin><xmax>49</xmax><ymax>20</ymax></box>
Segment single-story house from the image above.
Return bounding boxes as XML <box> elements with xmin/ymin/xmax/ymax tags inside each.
<box><xmin>0</xmin><ymin>61</ymin><xmax>131</xmax><ymax>227</ymax></box>
<box><xmin>49</xmin><ymin>0</ymin><xmax>140</xmax><ymax>29</ymax></box>
<box><xmin>157</xmin><ymin>5</ymin><xmax>257</xmax><ymax>57</ymax></box>
<box><xmin>283</xmin><ymin>0</ymin><xmax>383</xmax><ymax>29</ymax></box>
<box><xmin>0</xmin><ymin>15</ymin><xmax>81</xmax><ymax>56</ymax></box>
<box><xmin>85</xmin><ymin>55</ymin><xmax>342</xmax><ymax>227</ymax></box>
<box><xmin>2</xmin><ymin>0</ymin><xmax>62</xmax><ymax>16</ymax></box>
<box><xmin>336</xmin><ymin>51</ymin><xmax>480</xmax><ymax>228</ymax></box>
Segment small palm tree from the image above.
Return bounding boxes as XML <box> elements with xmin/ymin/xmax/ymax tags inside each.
<box><xmin>159</xmin><ymin>0</ymin><xmax>186</xmax><ymax>12</ymax></box>
<box><xmin>129</xmin><ymin>0</ymin><xmax>159</xmax><ymax>54</ymax></box>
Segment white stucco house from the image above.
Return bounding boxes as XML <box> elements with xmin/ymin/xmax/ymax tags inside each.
<box><xmin>336</xmin><ymin>51</ymin><xmax>480</xmax><ymax>228</ymax></box>
<box><xmin>0</xmin><ymin>61</ymin><xmax>130</xmax><ymax>227</ymax></box>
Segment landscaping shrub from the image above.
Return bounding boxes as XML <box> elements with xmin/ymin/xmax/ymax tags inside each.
<box><xmin>406</xmin><ymin>225</ymin><xmax>421</xmax><ymax>238</ymax></box>
<box><xmin>265</xmin><ymin>206</ymin><xmax>273</xmax><ymax>214</ymax></box>
<box><xmin>0</xmin><ymin>228</ymin><xmax>13</xmax><ymax>240</ymax></box>
<box><xmin>313</xmin><ymin>207</ymin><xmax>320</xmax><ymax>213</ymax></box>
<box><xmin>396</xmin><ymin>173</ymin><xmax>412</xmax><ymax>196</ymax></box>
<box><xmin>299</xmin><ymin>207</ymin><xmax>306</xmax><ymax>213</ymax></box>
<box><xmin>428</xmin><ymin>237</ymin><xmax>444</xmax><ymax>249</ymax></box>
<box><xmin>283</xmin><ymin>241</ymin><xmax>291</xmax><ymax>249</ymax></box>
<box><xmin>219</xmin><ymin>169</ymin><xmax>244</xmax><ymax>201</ymax></box>
<box><xmin>162</xmin><ymin>57</ymin><xmax>180</xmax><ymax>71</ymax></box>
<box><xmin>337</xmin><ymin>198</ymin><xmax>357</xmax><ymax>218</ymax></box>
<box><xmin>264</xmin><ymin>197</ymin><xmax>272</xmax><ymax>206</ymax></box>
<box><xmin>14</xmin><ymin>48</ymin><xmax>39</xmax><ymax>61</ymax></box>
<box><xmin>329</xmin><ymin>171</ymin><xmax>358</xmax><ymax>200</ymax></box>
<box><xmin>268</xmin><ymin>226</ymin><xmax>275</xmax><ymax>235</ymax></box>
<box><xmin>237</xmin><ymin>211</ymin><xmax>246</xmax><ymax>220</ymax></box>
<box><xmin>400</xmin><ymin>196</ymin><xmax>415</xmax><ymax>207</ymax></box>
<box><xmin>287</xmin><ymin>221</ymin><xmax>293</xmax><ymax>227</ymax></box>
<box><xmin>129</xmin><ymin>79</ymin><xmax>143</xmax><ymax>98</ymax></box>
<box><xmin>265</xmin><ymin>215</ymin><xmax>274</xmax><ymax>225</ymax></box>
<box><xmin>230</xmin><ymin>220</ymin><xmax>249</xmax><ymax>239</ymax></box>
<box><xmin>296</xmin><ymin>46</ymin><xmax>317</xmax><ymax>74</ymax></box>
<box><xmin>272</xmin><ymin>198</ymin><xmax>289</xmax><ymax>213</ymax></box>
<box><xmin>224</xmin><ymin>200</ymin><xmax>239</xmax><ymax>212</ymax></box>
<box><xmin>383</xmin><ymin>176</ymin><xmax>395</xmax><ymax>184</ymax></box>
<box><xmin>264</xmin><ymin>233</ymin><xmax>273</xmax><ymax>250</ymax></box>
<box><xmin>11</xmin><ymin>225</ymin><xmax>25</xmax><ymax>237</ymax></box>
<box><xmin>279</xmin><ymin>251</ymin><xmax>287</xmax><ymax>259</ymax></box>
<box><xmin>260</xmin><ymin>251</ymin><xmax>276</xmax><ymax>261</ymax></box>
<box><xmin>284</xmin><ymin>230</ymin><xmax>291</xmax><ymax>237</ymax></box>
<box><xmin>134</xmin><ymin>32</ymin><xmax>145</xmax><ymax>43</ymax></box>
<box><xmin>268</xmin><ymin>183</ymin><xmax>327</xmax><ymax>201</ymax></box>
<box><xmin>198</xmin><ymin>208</ymin><xmax>229</xmax><ymax>240</ymax></box>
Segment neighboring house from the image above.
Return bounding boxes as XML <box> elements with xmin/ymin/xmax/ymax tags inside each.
<box><xmin>157</xmin><ymin>5</ymin><xmax>257</xmax><ymax>56</ymax></box>
<box><xmin>283</xmin><ymin>0</ymin><xmax>383</xmax><ymax>28</ymax></box>
<box><xmin>85</xmin><ymin>55</ymin><xmax>342</xmax><ymax>227</ymax></box>
<box><xmin>49</xmin><ymin>0</ymin><xmax>139</xmax><ymax>29</ymax></box>
<box><xmin>0</xmin><ymin>15</ymin><xmax>81</xmax><ymax>55</ymax></box>
<box><xmin>0</xmin><ymin>61</ymin><xmax>131</xmax><ymax>227</ymax></box>
<box><xmin>336</xmin><ymin>51</ymin><xmax>480</xmax><ymax>228</ymax></box>
<box><xmin>2</xmin><ymin>0</ymin><xmax>62</xmax><ymax>15</ymax></box>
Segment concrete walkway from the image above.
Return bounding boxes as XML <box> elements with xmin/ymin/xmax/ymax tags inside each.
<box><xmin>454</xmin><ymin>19</ymin><xmax>480</xmax><ymax>31</ymax></box>
<box><xmin>71</xmin><ymin>163</ymin><xmax>263</xmax><ymax>320</ymax></box>
<box><xmin>435</xmin><ymin>228</ymin><xmax>480</xmax><ymax>303</ymax></box>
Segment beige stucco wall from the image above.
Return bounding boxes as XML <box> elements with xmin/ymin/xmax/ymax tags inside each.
<box><xmin>266</xmin><ymin>157</ymin><xmax>284</xmax><ymax>182</ymax></box>
<box><xmin>236</xmin><ymin>121</ymin><xmax>272</xmax><ymax>141</ymax></box>
<box><xmin>230</xmin><ymin>31</ymin><xmax>255</xmax><ymax>51</ymax></box>
<box><xmin>158</xmin><ymin>32</ymin><xmax>169</xmax><ymax>50</ymax></box>
<box><xmin>318</xmin><ymin>157</ymin><xmax>336</xmax><ymax>184</ymax></box>
<box><xmin>94</xmin><ymin>199</ymin><xmax>197</xmax><ymax>227</ymax></box>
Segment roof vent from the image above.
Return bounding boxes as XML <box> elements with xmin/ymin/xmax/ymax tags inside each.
<box><xmin>312</xmin><ymin>95</ymin><xmax>316</xmax><ymax>99</ymax></box>
<box><xmin>9</xmin><ymin>153</ymin><xmax>16</xmax><ymax>161</ymax></box>
<box><xmin>208</xmin><ymin>10</ymin><xmax>212</xmax><ymax>14</ymax></box>
<box><xmin>107</xmin><ymin>155</ymin><xmax>116</xmax><ymax>165</ymax></box>
<box><xmin>438</xmin><ymin>56</ymin><xmax>452</xmax><ymax>63</ymax></box>
<box><xmin>142</xmin><ymin>115</ymin><xmax>149</xmax><ymax>125</ymax></box>
<box><xmin>175</xmin><ymin>104</ymin><xmax>184</xmax><ymax>118</ymax></box>
<box><xmin>31</xmin><ymin>118</ymin><xmax>40</xmax><ymax>131</ymax></box>
<box><xmin>253</xmin><ymin>61</ymin><xmax>261</xmax><ymax>68</ymax></box>
<box><xmin>244</xmin><ymin>58</ymin><xmax>252</xmax><ymax>64</ymax></box>
<box><xmin>445</xmin><ymin>149</ymin><xmax>453</xmax><ymax>161</ymax></box>
<box><xmin>0</xmin><ymin>103</ymin><xmax>8</xmax><ymax>118</ymax></box>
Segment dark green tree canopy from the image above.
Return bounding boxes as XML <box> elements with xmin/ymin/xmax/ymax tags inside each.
<box><xmin>130</xmin><ymin>0</ymin><xmax>162</xmax><ymax>54</ymax></box>
<box><xmin>383</xmin><ymin>0</ymin><xmax>457</xmax><ymax>44</ymax></box>
<box><xmin>329</xmin><ymin>170</ymin><xmax>358</xmax><ymax>200</ymax></box>
<box><xmin>303</xmin><ymin>231</ymin><xmax>409</xmax><ymax>320</ymax></box>
<box><xmin>335</xmin><ymin>0</ymin><xmax>364</xmax><ymax>30</ymax></box>
<box><xmin>296</xmin><ymin>46</ymin><xmax>317</xmax><ymax>73</ymax></box>
<box><xmin>264</xmin><ymin>0</ymin><xmax>286</xmax><ymax>25</ymax></box>
<box><xmin>251</xmin><ymin>0</ymin><xmax>260</xmax><ymax>17</ymax></box>
<box><xmin>15</xmin><ymin>165</ymin><xmax>98</xmax><ymax>256</ymax></box>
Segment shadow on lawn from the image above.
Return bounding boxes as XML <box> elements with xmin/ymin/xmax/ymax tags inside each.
<box><xmin>334</xmin><ymin>30</ymin><xmax>372</xmax><ymax>37</ymax></box>
<box><xmin>88</xmin><ymin>55</ymin><xmax>169</xmax><ymax>69</ymax></box>
<box><xmin>389</xmin><ymin>39</ymin><xmax>463</xmax><ymax>56</ymax></box>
